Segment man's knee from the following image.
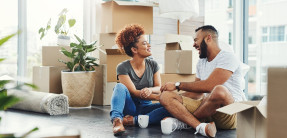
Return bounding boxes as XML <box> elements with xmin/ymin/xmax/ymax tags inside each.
<box><xmin>159</xmin><ymin>92</ymin><xmax>176</xmax><ymax>106</ymax></box>
<box><xmin>209</xmin><ymin>85</ymin><xmax>231</xmax><ymax>102</ymax></box>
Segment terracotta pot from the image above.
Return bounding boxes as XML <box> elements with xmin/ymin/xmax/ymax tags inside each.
<box><xmin>61</xmin><ymin>71</ymin><xmax>96</xmax><ymax>107</ymax></box>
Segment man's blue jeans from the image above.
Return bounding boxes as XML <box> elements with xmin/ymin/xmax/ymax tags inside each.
<box><xmin>110</xmin><ymin>83</ymin><xmax>171</xmax><ymax>125</ymax></box>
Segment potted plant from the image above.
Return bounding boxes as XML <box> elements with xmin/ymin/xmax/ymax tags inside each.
<box><xmin>38</xmin><ymin>8</ymin><xmax>76</xmax><ymax>46</ymax></box>
<box><xmin>59</xmin><ymin>35</ymin><xmax>98</xmax><ymax>107</ymax></box>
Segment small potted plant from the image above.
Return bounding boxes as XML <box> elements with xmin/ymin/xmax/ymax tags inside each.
<box><xmin>39</xmin><ymin>8</ymin><xmax>76</xmax><ymax>46</ymax></box>
<box><xmin>59</xmin><ymin>35</ymin><xmax>98</xmax><ymax>107</ymax></box>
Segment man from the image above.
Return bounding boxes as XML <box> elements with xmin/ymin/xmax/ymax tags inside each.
<box><xmin>160</xmin><ymin>25</ymin><xmax>245</xmax><ymax>137</ymax></box>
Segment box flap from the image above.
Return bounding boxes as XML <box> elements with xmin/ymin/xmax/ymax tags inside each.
<box><xmin>114</xmin><ymin>1</ymin><xmax>156</xmax><ymax>7</ymax></box>
<box><xmin>105</xmin><ymin>49</ymin><xmax>125</xmax><ymax>55</ymax></box>
<box><xmin>216</xmin><ymin>102</ymin><xmax>254</xmax><ymax>115</ymax></box>
<box><xmin>165</xmin><ymin>34</ymin><xmax>193</xmax><ymax>44</ymax></box>
<box><xmin>256</xmin><ymin>96</ymin><xmax>267</xmax><ymax>118</ymax></box>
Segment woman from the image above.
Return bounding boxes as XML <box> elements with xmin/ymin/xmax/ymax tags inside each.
<box><xmin>110</xmin><ymin>24</ymin><xmax>171</xmax><ymax>135</ymax></box>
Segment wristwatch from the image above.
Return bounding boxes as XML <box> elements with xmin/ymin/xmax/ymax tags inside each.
<box><xmin>175</xmin><ymin>82</ymin><xmax>181</xmax><ymax>92</ymax></box>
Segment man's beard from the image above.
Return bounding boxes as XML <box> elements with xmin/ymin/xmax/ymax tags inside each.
<box><xmin>199</xmin><ymin>39</ymin><xmax>208</xmax><ymax>59</ymax></box>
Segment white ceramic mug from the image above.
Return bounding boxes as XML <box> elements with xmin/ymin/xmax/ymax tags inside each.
<box><xmin>161</xmin><ymin>119</ymin><xmax>175</xmax><ymax>135</ymax></box>
<box><xmin>138</xmin><ymin>115</ymin><xmax>149</xmax><ymax>128</ymax></box>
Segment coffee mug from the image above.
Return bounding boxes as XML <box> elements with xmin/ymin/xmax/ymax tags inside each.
<box><xmin>161</xmin><ymin>119</ymin><xmax>175</xmax><ymax>135</ymax></box>
<box><xmin>138</xmin><ymin>115</ymin><xmax>149</xmax><ymax>128</ymax></box>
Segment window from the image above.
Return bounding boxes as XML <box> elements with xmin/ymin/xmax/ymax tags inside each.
<box><xmin>0</xmin><ymin>0</ymin><xmax>18</xmax><ymax>78</ymax></box>
<box><xmin>248</xmin><ymin>0</ymin><xmax>287</xmax><ymax>96</ymax></box>
<box><xmin>261</xmin><ymin>27</ymin><xmax>268</xmax><ymax>42</ymax></box>
<box><xmin>228</xmin><ymin>0</ymin><xmax>233</xmax><ymax>8</ymax></box>
<box><xmin>269</xmin><ymin>26</ymin><xmax>285</xmax><ymax>42</ymax></box>
<box><xmin>26</xmin><ymin>0</ymin><xmax>83</xmax><ymax>81</ymax></box>
<box><xmin>261</xmin><ymin>26</ymin><xmax>285</xmax><ymax>43</ymax></box>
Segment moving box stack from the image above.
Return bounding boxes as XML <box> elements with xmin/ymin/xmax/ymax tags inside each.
<box><xmin>92</xmin><ymin>0</ymin><xmax>155</xmax><ymax>105</ymax></box>
<box><xmin>33</xmin><ymin>46</ymin><xmax>70</xmax><ymax>94</ymax></box>
<box><xmin>161</xmin><ymin>34</ymin><xmax>199</xmax><ymax>92</ymax></box>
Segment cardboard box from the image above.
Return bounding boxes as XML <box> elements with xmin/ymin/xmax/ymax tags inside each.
<box><xmin>42</xmin><ymin>46</ymin><xmax>72</xmax><ymax>66</ymax></box>
<box><xmin>33</xmin><ymin>66</ymin><xmax>68</xmax><ymax>94</ymax></box>
<box><xmin>92</xmin><ymin>64</ymin><xmax>117</xmax><ymax>105</ymax></box>
<box><xmin>217</xmin><ymin>98</ymin><xmax>267</xmax><ymax>138</ymax></box>
<box><xmin>267</xmin><ymin>68</ymin><xmax>287</xmax><ymax>138</ymax></box>
<box><xmin>160</xmin><ymin>73</ymin><xmax>196</xmax><ymax>86</ymax></box>
<box><xmin>164</xmin><ymin>34</ymin><xmax>199</xmax><ymax>74</ymax></box>
<box><xmin>99</xmin><ymin>1</ymin><xmax>154</xmax><ymax>34</ymax></box>
<box><xmin>92</xmin><ymin>33</ymin><xmax>117</xmax><ymax>64</ymax></box>
<box><xmin>106</xmin><ymin>49</ymin><xmax>130</xmax><ymax>82</ymax></box>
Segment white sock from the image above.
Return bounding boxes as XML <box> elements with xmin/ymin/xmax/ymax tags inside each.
<box><xmin>194</xmin><ymin>123</ymin><xmax>207</xmax><ymax>136</ymax></box>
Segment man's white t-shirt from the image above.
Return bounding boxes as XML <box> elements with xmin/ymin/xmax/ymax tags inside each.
<box><xmin>196</xmin><ymin>50</ymin><xmax>246</xmax><ymax>102</ymax></box>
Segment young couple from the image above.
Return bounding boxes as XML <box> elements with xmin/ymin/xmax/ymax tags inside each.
<box><xmin>110</xmin><ymin>24</ymin><xmax>245</xmax><ymax>138</ymax></box>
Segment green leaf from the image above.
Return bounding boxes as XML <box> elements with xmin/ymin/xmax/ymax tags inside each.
<box><xmin>60</xmin><ymin>47</ymin><xmax>74</xmax><ymax>58</ymax></box>
<box><xmin>86</xmin><ymin>56</ymin><xmax>97</xmax><ymax>61</ymax></box>
<box><xmin>0</xmin><ymin>95</ymin><xmax>21</xmax><ymax>110</ymax></box>
<box><xmin>74</xmin><ymin>35</ymin><xmax>83</xmax><ymax>43</ymax></box>
<box><xmin>38</xmin><ymin>28</ymin><xmax>44</xmax><ymax>34</ymax></box>
<box><xmin>23</xmin><ymin>83</ymin><xmax>38</xmax><ymax>90</ymax></box>
<box><xmin>0</xmin><ymin>58</ymin><xmax>5</xmax><ymax>62</ymax></box>
<box><xmin>70</xmin><ymin>43</ymin><xmax>78</xmax><ymax>47</ymax></box>
<box><xmin>0</xmin><ymin>32</ymin><xmax>18</xmax><ymax>46</ymax></box>
<box><xmin>58</xmin><ymin>8</ymin><xmax>68</xmax><ymax>16</ymax></box>
<box><xmin>67</xmin><ymin>62</ymin><xmax>74</xmax><ymax>71</ymax></box>
<box><xmin>68</xmin><ymin>19</ymin><xmax>76</xmax><ymax>28</ymax></box>
<box><xmin>87</xmin><ymin>47</ymin><xmax>97</xmax><ymax>52</ymax></box>
<box><xmin>0</xmin><ymin>80</ymin><xmax>11</xmax><ymax>88</ymax></box>
<box><xmin>21</xmin><ymin>127</ymin><xmax>39</xmax><ymax>138</ymax></box>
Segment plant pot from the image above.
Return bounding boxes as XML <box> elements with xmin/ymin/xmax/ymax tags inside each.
<box><xmin>61</xmin><ymin>71</ymin><xmax>96</xmax><ymax>107</ymax></box>
<box><xmin>57</xmin><ymin>35</ymin><xmax>70</xmax><ymax>46</ymax></box>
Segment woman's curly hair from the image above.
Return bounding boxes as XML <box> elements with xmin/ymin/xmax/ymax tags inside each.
<box><xmin>115</xmin><ymin>24</ymin><xmax>145</xmax><ymax>57</ymax></box>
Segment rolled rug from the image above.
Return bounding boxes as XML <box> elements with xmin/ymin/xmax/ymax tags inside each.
<box><xmin>8</xmin><ymin>90</ymin><xmax>69</xmax><ymax>115</ymax></box>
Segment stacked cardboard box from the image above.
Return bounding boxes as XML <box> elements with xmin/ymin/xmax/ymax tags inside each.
<box><xmin>164</xmin><ymin>34</ymin><xmax>199</xmax><ymax>74</ymax></box>
<box><xmin>92</xmin><ymin>0</ymin><xmax>155</xmax><ymax>105</ymax></box>
<box><xmin>33</xmin><ymin>46</ymin><xmax>70</xmax><ymax>94</ymax></box>
<box><xmin>267</xmin><ymin>68</ymin><xmax>287</xmax><ymax>138</ymax></box>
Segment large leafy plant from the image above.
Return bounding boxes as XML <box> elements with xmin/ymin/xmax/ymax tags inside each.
<box><xmin>0</xmin><ymin>32</ymin><xmax>39</xmax><ymax>137</ymax></box>
<box><xmin>39</xmin><ymin>8</ymin><xmax>76</xmax><ymax>40</ymax></box>
<box><xmin>0</xmin><ymin>32</ymin><xmax>37</xmax><ymax>111</ymax></box>
<box><xmin>59</xmin><ymin>35</ymin><xmax>99</xmax><ymax>72</ymax></box>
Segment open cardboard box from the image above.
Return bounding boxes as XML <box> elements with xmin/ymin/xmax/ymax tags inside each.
<box><xmin>100</xmin><ymin>0</ymin><xmax>155</xmax><ymax>34</ymax></box>
<box><xmin>164</xmin><ymin>34</ymin><xmax>199</xmax><ymax>74</ymax></box>
<box><xmin>217</xmin><ymin>97</ymin><xmax>267</xmax><ymax>138</ymax></box>
<box><xmin>92</xmin><ymin>33</ymin><xmax>117</xmax><ymax>64</ymax></box>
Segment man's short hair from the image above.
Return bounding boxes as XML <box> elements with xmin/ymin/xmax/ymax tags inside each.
<box><xmin>195</xmin><ymin>25</ymin><xmax>218</xmax><ymax>38</ymax></box>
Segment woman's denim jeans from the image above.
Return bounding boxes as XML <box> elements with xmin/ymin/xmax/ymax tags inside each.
<box><xmin>110</xmin><ymin>83</ymin><xmax>171</xmax><ymax>125</ymax></box>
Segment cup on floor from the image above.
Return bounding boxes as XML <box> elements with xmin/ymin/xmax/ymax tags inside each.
<box><xmin>138</xmin><ymin>115</ymin><xmax>149</xmax><ymax>128</ymax></box>
<box><xmin>161</xmin><ymin>119</ymin><xmax>173</xmax><ymax>135</ymax></box>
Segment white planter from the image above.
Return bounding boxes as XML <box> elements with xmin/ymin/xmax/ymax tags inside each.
<box><xmin>57</xmin><ymin>35</ymin><xmax>70</xmax><ymax>46</ymax></box>
<box><xmin>61</xmin><ymin>71</ymin><xmax>96</xmax><ymax>107</ymax></box>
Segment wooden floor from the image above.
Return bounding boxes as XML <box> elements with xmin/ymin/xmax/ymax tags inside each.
<box><xmin>0</xmin><ymin>106</ymin><xmax>236</xmax><ymax>138</ymax></box>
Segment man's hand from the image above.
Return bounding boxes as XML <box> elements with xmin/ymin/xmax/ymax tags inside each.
<box><xmin>140</xmin><ymin>88</ymin><xmax>152</xmax><ymax>99</ymax></box>
<box><xmin>160</xmin><ymin>82</ymin><xmax>176</xmax><ymax>92</ymax></box>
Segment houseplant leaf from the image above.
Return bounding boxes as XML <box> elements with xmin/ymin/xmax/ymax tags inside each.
<box><xmin>68</xmin><ymin>19</ymin><xmax>76</xmax><ymax>28</ymax></box>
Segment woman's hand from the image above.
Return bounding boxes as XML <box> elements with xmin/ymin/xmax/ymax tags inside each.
<box><xmin>140</xmin><ymin>88</ymin><xmax>152</xmax><ymax>99</ymax></box>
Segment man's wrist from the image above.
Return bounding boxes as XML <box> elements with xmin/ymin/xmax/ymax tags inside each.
<box><xmin>175</xmin><ymin>82</ymin><xmax>181</xmax><ymax>92</ymax></box>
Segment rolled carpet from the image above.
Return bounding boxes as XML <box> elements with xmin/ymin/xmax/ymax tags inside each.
<box><xmin>8</xmin><ymin>90</ymin><xmax>69</xmax><ymax>115</ymax></box>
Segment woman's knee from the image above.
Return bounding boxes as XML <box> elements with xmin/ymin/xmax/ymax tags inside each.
<box><xmin>114</xmin><ymin>83</ymin><xmax>128</xmax><ymax>91</ymax></box>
